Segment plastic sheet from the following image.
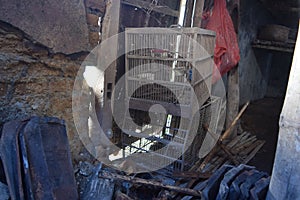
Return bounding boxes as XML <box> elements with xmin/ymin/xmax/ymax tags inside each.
<box><xmin>203</xmin><ymin>0</ymin><xmax>240</xmax><ymax>81</ymax></box>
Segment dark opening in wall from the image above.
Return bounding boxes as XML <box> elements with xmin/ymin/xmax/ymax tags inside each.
<box><xmin>265</xmin><ymin>52</ymin><xmax>293</xmax><ymax>98</ymax></box>
<box><xmin>238</xmin><ymin>0</ymin><xmax>298</xmax><ymax>174</ymax></box>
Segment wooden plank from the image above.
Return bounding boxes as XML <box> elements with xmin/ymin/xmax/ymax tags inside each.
<box><xmin>192</xmin><ymin>0</ymin><xmax>204</xmax><ymax>27</ymax></box>
<box><xmin>202</xmin><ymin>156</ymin><xmax>219</xmax><ymax>171</ymax></box>
<box><xmin>219</xmin><ymin>143</ymin><xmax>240</xmax><ymax>165</ymax></box>
<box><xmin>252</xmin><ymin>44</ymin><xmax>294</xmax><ymax>53</ymax></box>
<box><xmin>226</xmin><ymin>66</ymin><xmax>240</xmax><ymax>138</ymax></box>
<box><xmin>183</xmin><ymin>0</ymin><xmax>195</xmax><ymax>27</ymax></box>
<box><xmin>99</xmin><ymin>171</ymin><xmax>202</xmax><ymax>197</ymax></box>
<box><xmin>221</xmin><ymin>101</ymin><xmax>249</xmax><ymax>142</ymax></box>
<box><xmin>231</xmin><ymin>135</ymin><xmax>257</xmax><ymax>152</ymax></box>
<box><xmin>210</xmin><ymin>156</ymin><xmax>227</xmax><ymax>173</ymax></box>
<box><xmin>242</xmin><ymin>140</ymin><xmax>265</xmax><ymax>164</ymax></box>
<box><xmin>100</xmin><ymin>0</ymin><xmax>121</xmax><ymax>135</ymax></box>
<box><xmin>199</xmin><ymin>102</ymin><xmax>249</xmax><ymax>171</ymax></box>
<box><xmin>239</xmin><ymin>140</ymin><xmax>263</xmax><ymax>157</ymax></box>
<box><xmin>205</xmin><ymin>124</ymin><xmax>240</xmax><ymax>165</ymax></box>
<box><xmin>121</xmin><ymin>0</ymin><xmax>180</xmax><ymax>17</ymax></box>
<box><xmin>226</xmin><ymin>132</ymin><xmax>249</xmax><ymax>148</ymax></box>
<box><xmin>252</xmin><ymin>39</ymin><xmax>295</xmax><ymax>53</ymax></box>
<box><xmin>199</xmin><ymin>146</ymin><xmax>220</xmax><ymax>171</ymax></box>
<box><xmin>225</xmin><ymin>5</ymin><xmax>240</xmax><ymax>138</ymax></box>
<box><xmin>172</xmin><ymin>171</ymin><xmax>212</xmax><ymax>179</ymax></box>
<box><xmin>220</xmin><ymin>100</ymin><xmax>249</xmax><ymax>142</ymax></box>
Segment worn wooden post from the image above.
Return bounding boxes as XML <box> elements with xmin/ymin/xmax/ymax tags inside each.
<box><xmin>226</xmin><ymin>67</ymin><xmax>239</xmax><ymax>137</ymax></box>
<box><xmin>267</xmin><ymin>21</ymin><xmax>300</xmax><ymax>200</ymax></box>
<box><xmin>226</xmin><ymin>3</ymin><xmax>240</xmax><ymax>138</ymax></box>
<box><xmin>99</xmin><ymin>0</ymin><xmax>121</xmax><ymax>136</ymax></box>
<box><xmin>192</xmin><ymin>0</ymin><xmax>204</xmax><ymax>27</ymax></box>
<box><xmin>183</xmin><ymin>0</ymin><xmax>195</xmax><ymax>27</ymax></box>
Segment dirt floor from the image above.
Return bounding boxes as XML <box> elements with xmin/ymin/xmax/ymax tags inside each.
<box><xmin>241</xmin><ymin>97</ymin><xmax>284</xmax><ymax>175</ymax></box>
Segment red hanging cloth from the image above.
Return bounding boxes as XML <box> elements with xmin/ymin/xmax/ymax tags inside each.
<box><xmin>203</xmin><ymin>0</ymin><xmax>240</xmax><ymax>81</ymax></box>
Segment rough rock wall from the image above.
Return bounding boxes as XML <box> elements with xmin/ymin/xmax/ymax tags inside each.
<box><xmin>0</xmin><ymin>0</ymin><xmax>90</xmax><ymax>54</ymax></box>
<box><xmin>85</xmin><ymin>0</ymin><xmax>106</xmax><ymax>46</ymax></box>
<box><xmin>0</xmin><ymin>21</ymin><xmax>86</xmax><ymax>162</ymax></box>
<box><xmin>0</xmin><ymin>0</ymin><xmax>107</xmax><ymax>163</ymax></box>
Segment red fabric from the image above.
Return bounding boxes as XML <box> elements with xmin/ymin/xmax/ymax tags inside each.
<box><xmin>203</xmin><ymin>0</ymin><xmax>240</xmax><ymax>81</ymax></box>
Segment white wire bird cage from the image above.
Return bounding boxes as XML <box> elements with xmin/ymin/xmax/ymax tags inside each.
<box><xmin>125</xmin><ymin>27</ymin><xmax>216</xmax><ymax>108</ymax></box>
<box><xmin>121</xmin><ymin>27</ymin><xmax>217</xmax><ymax>172</ymax></box>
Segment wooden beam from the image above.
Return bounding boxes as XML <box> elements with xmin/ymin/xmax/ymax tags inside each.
<box><xmin>99</xmin><ymin>171</ymin><xmax>202</xmax><ymax>197</ymax></box>
<box><xmin>184</xmin><ymin>0</ymin><xmax>195</xmax><ymax>27</ymax></box>
<box><xmin>226</xmin><ymin>67</ymin><xmax>240</xmax><ymax>138</ymax></box>
<box><xmin>252</xmin><ymin>44</ymin><xmax>294</xmax><ymax>53</ymax></box>
<box><xmin>99</xmin><ymin>0</ymin><xmax>121</xmax><ymax>136</ymax></box>
<box><xmin>205</xmin><ymin>124</ymin><xmax>241</xmax><ymax>165</ymax></box>
<box><xmin>172</xmin><ymin>171</ymin><xmax>212</xmax><ymax>179</ymax></box>
<box><xmin>252</xmin><ymin>39</ymin><xmax>295</xmax><ymax>53</ymax></box>
<box><xmin>242</xmin><ymin>140</ymin><xmax>265</xmax><ymax>164</ymax></box>
<box><xmin>192</xmin><ymin>0</ymin><xmax>204</xmax><ymax>27</ymax></box>
<box><xmin>226</xmin><ymin>3</ymin><xmax>240</xmax><ymax>138</ymax></box>
<box><xmin>121</xmin><ymin>0</ymin><xmax>180</xmax><ymax>17</ymax></box>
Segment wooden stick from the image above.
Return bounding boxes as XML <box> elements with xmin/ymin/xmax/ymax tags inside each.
<box><xmin>192</xmin><ymin>0</ymin><xmax>205</xmax><ymax>27</ymax></box>
<box><xmin>219</xmin><ymin>144</ymin><xmax>240</xmax><ymax>165</ymax></box>
<box><xmin>199</xmin><ymin>145</ymin><xmax>220</xmax><ymax>171</ymax></box>
<box><xmin>172</xmin><ymin>102</ymin><xmax>250</xmax><ymax>198</ymax></box>
<box><xmin>99</xmin><ymin>171</ymin><xmax>202</xmax><ymax>197</ymax></box>
<box><xmin>199</xmin><ymin>102</ymin><xmax>249</xmax><ymax>170</ymax></box>
<box><xmin>172</xmin><ymin>171</ymin><xmax>212</xmax><ymax>179</ymax></box>
<box><xmin>226</xmin><ymin>132</ymin><xmax>247</xmax><ymax>148</ymax></box>
<box><xmin>220</xmin><ymin>101</ymin><xmax>250</xmax><ymax>142</ymax></box>
<box><xmin>239</xmin><ymin>140</ymin><xmax>261</xmax><ymax>156</ymax></box>
<box><xmin>204</xmin><ymin>124</ymin><xmax>240</xmax><ymax>165</ymax></box>
<box><xmin>242</xmin><ymin>140</ymin><xmax>265</xmax><ymax>164</ymax></box>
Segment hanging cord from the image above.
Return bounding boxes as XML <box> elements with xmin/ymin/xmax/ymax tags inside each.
<box><xmin>146</xmin><ymin>0</ymin><xmax>159</xmax><ymax>15</ymax></box>
<box><xmin>144</xmin><ymin>0</ymin><xmax>158</xmax><ymax>27</ymax></box>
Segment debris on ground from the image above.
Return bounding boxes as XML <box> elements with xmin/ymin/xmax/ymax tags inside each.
<box><xmin>74</xmin><ymin>105</ymin><xmax>267</xmax><ymax>200</ymax></box>
<box><xmin>0</xmin><ymin>113</ymin><xmax>266</xmax><ymax>199</ymax></box>
<box><xmin>75</xmin><ymin>161</ymin><xmax>270</xmax><ymax>200</ymax></box>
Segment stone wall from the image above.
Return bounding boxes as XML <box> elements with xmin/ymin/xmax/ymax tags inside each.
<box><xmin>0</xmin><ymin>0</ymin><xmax>107</xmax><ymax>163</ymax></box>
<box><xmin>0</xmin><ymin>0</ymin><xmax>107</xmax><ymax>53</ymax></box>
<box><xmin>0</xmin><ymin>21</ymin><xmax>86</xmax><ymax>162</ymax></box>
<box><xmin>238</xmin><ymin>0</ymin><xmax>275</xmax><ymax>104</ymax></box>
<box><xmin>85</xmin><ymin>0</ymin><xmax>106</xmax><ymax>46</ymax></box>
<box><xmin>0</xmin><ymin>0</ymin><xmax>91</xmax><ymax>54</ymax></box>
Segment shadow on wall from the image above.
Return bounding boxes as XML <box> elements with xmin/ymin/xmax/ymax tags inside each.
<box><xmin>238</xmin><ymin>0</ymin><xmax>276</xmax><ymax>104</ymax></box>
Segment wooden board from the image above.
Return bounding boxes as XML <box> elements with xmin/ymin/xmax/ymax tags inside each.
<box><xmin>100</xmin><ymin>0</ymin><xmax>121</xmax><ymax>134</ymax></box>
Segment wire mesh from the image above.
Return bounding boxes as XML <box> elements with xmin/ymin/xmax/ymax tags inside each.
<box><xmin>122</xmin><ymin>27</ymin><xmax>217</xmax><ymax>172</ymax></box>
<box><xmin>125</xmin><ymin>27</ymin><xmax>215</xmax><ymax>106</ymax></box>
<box><xmin>121</xmin><ymin>96</ymin><xmax>222</xmax><ymax>172</ymax></box>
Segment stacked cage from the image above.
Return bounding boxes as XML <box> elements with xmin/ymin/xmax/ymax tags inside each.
<box><xmin>121</xmin><ymin>27</ymin><xmax>218</xmax><ymax>171</ymax></box>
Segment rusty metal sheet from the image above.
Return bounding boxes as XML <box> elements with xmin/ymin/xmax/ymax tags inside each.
<box><xmin>0</xmin><ymin>117</ymin><xmax>78</xmax><ymax>200</ymax></box>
